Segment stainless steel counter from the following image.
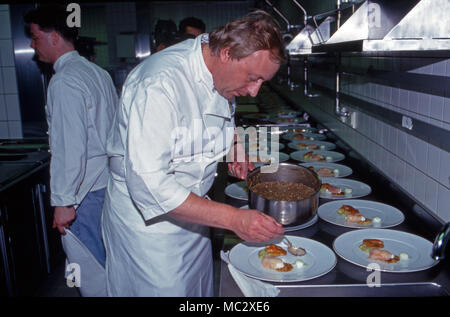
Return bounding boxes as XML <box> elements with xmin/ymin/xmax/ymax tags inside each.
<box><xmin>0</xmin><ymin>150</ymin><xmax>50</xmax><ymax>192</ymax></box>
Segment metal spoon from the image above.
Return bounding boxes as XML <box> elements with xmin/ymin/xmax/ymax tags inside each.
<box><xmin>284</xmin><ymin>237</ymin><xmax>306</xmax><ymax>256</ymax></box>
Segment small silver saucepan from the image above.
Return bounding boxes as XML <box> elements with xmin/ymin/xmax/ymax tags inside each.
<box><xmin>246</xmin><ymin>163</ymin><xmax>321</xmax><ymax>226</ymax></box>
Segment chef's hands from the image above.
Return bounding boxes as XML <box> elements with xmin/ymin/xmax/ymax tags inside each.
<box><xmin>228</xmin><ymin>140</ymin><xmax>255</xmax><ymax>180</ymax></box>
<box><xmin>53</xmin><ymin>206</ymin><xmax>76</xmax><ymax>235</ymax></box>
<box><xmin>228</xmin><ymin>160</ymin><xmax>255</xmax><ymax>180</ymax></box>
<box><xmin>231</xmin><ymin>208</ymin><xmax>284</xmax><ymax>242</ymax></box>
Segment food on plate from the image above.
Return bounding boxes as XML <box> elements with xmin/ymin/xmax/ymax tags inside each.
<box><xmin>291</xmin><ymin>128</ymin><xmax>309</xmax><ymax>133</ymax></box>
<box><xmin>343</xmin><ymin>188</ymin><xmax>352</xmax><ymax>195</ymax></box>
<box><xmin>372</xmin><ymin>217</ymin><xmax>382</xmax><ymax>225</ymax></box>
<box><xmin>368</xmin><ymin>249</ymin><xmax>400</xmax><ymax>264</ymax></box>
<box><xmin>258</xmin><ymin>242</ymin><xmax>306</xmax><ymax>272</ymax></box>
<box><xmin>337</xmin><ymin>205</ymin><xmax>372</xmax><ymax>225</ymax></box>
<box><xmin>363</xmin><ymin>239</ymin><xmax>385</xmax><ymax>249</ymax></box>
<box><xmin>260</xmin><ymin>255</ymin><xmax>294</xmax><ymax>272</ymax></box>
<box><xmin>358</xmin><ymin>239</ymin><xmax>401</xmax><ymax>263</ymax></box>
<box><xmin>258</xmin><ymin>244</ymin><xmax>287</xmax><ymax>258</ymax></box>
<box><xmin>345</xmin><ymin>214</ymin><xmax>369</xmax><ymax>224</ymax></box>
<box><xmin>307</xmin><ymin>167</ymin><xmax>340</xmax><ymax>177</ymax></box>
<box><xmin>281</xmin><ymin>118</ymin><xmax>296</xmax><ymax>122</ymax></box>
<box><xmin>316</xmin><ymin>167</ymin><xmax>334</xmax><ymax>177</ymax></box>
<box><xmin>304</xmin><ymin>151</ymin><xmax>325</xmax><ymax>162</ymax></box>
<box><xmin>320</xmin><ymin>183</ymin><xmax>352</xmax><ymax>196</ymax></box>
<box><xmin>292</xmin><ymin>133</ymin><xmax>306</xmax><ymax>140</ymax></box>
<box><xmin>261</xmin><ymin>256</ymin><xmax>284</xmax><ymax>269</ymax></box>
<box><xmin>249</xmin><ymin>181</ymin><xmax>315</xmax><ymax>201</ymax></box>
<box><xmin>293</xmin><ymin>259</ymin><xmax>307</xmax><ymax>269</ymax></box>
<box><xmin>296</xmin><ymin>143</ymin><xmax>319</xmax><ymax>150</ymax></box>
<box><xmin>307</xmin><ymin>166</ymin><xmax>316</xmax><ymax>173</ymax></box>
<box><xmin>399</xmin><ymin>252</ymin><xmax>410</xmax><ymax>260</ymax></box>
<box><xmin>337</xmin><ymin>204</ymin><xmax>359</xmax><ymax>216</ymax></box>
<box><xmin>321</xmin><ymin>183</ymin><xmax>343</xmax><ymax>195</ymax></box>
<box><xmin>275</xmin><ymin>262</ymin><xmax>294</xmax><ymax>272</ymax></box>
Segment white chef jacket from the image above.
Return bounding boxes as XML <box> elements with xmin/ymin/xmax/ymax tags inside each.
<box><xmin>102</xmin><ymin>34</ymin><xmax>235</xmax><ymax>296</ymax></box>
<box><xmin>46</xmin><ymin>51</ymin><xmax>118</xmax><ymax>207</ymax></box>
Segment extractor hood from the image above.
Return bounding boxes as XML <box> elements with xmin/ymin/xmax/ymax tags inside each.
<box><xmin>312</xmin><ymin>0</ymin><xmax>450</xmax><ymax>53</ymax></box>
<box><xmin>285</xmin><ymin>24</ymin><xmax>316</xmax><ymax>55</ymax></box>
<box><xmin>285</xmin><ymin>1</ymin><xmax>356</xmax><ymax>55</ymax></box>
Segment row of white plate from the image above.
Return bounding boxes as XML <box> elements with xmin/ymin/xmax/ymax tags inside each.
<box><xmin>225</xmin><ymin>134</ymin><xmax>438</xmax><ymax>281</ymax></box>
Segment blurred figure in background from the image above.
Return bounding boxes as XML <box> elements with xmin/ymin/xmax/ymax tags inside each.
<box><xmin>154</xmin><ymin>18</ymin><xmax>203</xmax><ymax>52</ymax></box>
<box><xmin>178</xmin><ymin>16</ymin><xmax>206</xmax><ymax>37</ymax></box>
<box><xmin>154</xmin><ymin>19</ymin><xmax>178</xmax><ymax>52</ymax></box>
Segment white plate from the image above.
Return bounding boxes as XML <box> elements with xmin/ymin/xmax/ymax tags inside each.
<box><xmin>318</xmin><ymin>199</ymin><xmax>405</xmax><ymax>229</ymax></box>
<box><xmin>225</xmin><ymin>181</ymin><xmax>248</xmax><ymax>200</ymax></box>
<box><xmin>282</xmin><ymin>132</ymin><xmax>327</xmax><ymax>141</ymax></box>
<box><xmin>320</xmin><ymin>178</ymin><xmax>372</xmax><ymax>199</ymax></box>
<box><xmin>333</xmin><ymin>229</ymin><xmax>439</xmax><ymax>273</ymax></box>
<box><xmin>228</xmin><ymin>235</ymin><xmax>337</xmax><ymax>282</ymax></box>
<box><xmin>299</xmin><ymin>162</ymin><xmax>352</xmax><ymax>178</ymax></box>
<box><xmin>290</xmin><ymin>150</ymin><xmax>345</xmax><ymax>163</ymax></box>
<box><xmin>287</xmin><ymin>140</ymin><xmax>336</xmax><ymax>151</ymax></box>
<box><xmin>247</xmin><ymin>151</ymin><xmax>290</xmax><ymax>168</ymax></box>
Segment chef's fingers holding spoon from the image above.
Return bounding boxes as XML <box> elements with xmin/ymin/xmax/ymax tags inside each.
<box><xmin>232</xmin><ymin>209</ymin><xmax>284</xmax><ymax>242</ymax></box>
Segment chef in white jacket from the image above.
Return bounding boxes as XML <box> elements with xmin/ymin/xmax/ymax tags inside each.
<box><xmin>25</xmin><ymin>5</ymin><xmax>118</xmax><ymax>268</ymax></box>
<box><xmin>102</xmin><ymin>10</ymin><xmax>285</xmax><ymax>296</ymax></box>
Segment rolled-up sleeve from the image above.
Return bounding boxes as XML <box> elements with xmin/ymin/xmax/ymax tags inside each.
<box><xmin>124</xmin><ymin>78</ymin><xmax>190</xmax><ymax>221</ymax></box>
<box><xmin>48</xmin><ymin>80</ymin><xmax>88</xmax><ymax>206</ymax></box>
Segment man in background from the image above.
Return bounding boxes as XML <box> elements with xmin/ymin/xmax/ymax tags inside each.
<box><xmin>25</xmin><ymin>4</ymin><xmax>118</xmax><ymax>267</ymax></box>
<box><xmin>179</xmin><ymin>16</ymin><xmax>206</xmax><ymax>37</ymax></box>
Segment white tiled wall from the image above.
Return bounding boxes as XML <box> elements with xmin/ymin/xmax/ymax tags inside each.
<box><xmin>0</xmin><ymin>5</ymin><xmax>22</xmax><ymax>139</ymax></box>
<box><xmin>304</xmin><ymin>56</ymin><xmax>450</xmax><ymax>222</ymax></box>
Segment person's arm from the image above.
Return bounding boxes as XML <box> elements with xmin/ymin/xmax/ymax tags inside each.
<box><xmin>47</xmin><ymin>79</ymin><xmax>88</xmax><ymax>234</ymax></box>
<box><xmin>170</xmin><ymin>192</ymin><xmax>284</xmax><ymax>242</ymax></box>
<box><xmin>124</xmin><ymin>78</ymin><xmax>283</xmax><ymax>242</ymax></box>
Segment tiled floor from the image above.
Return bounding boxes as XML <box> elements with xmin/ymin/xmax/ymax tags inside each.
<box><xmin>34</xmin><ymin>259</ymin><xmax>80</xmax><ymax>297</ymax></box>
<box><xmin>35</xmin><ymin>239</ymin><xmax>224</xmax><ymax>297</ymax></box>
